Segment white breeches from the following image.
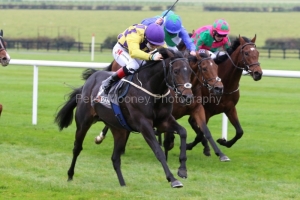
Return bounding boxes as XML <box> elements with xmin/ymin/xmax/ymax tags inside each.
<box><xmin>206</xmin><ymin>50</ymin><xmax>226</xmax><ymax>59</ymax></box>
<box><xmin>112</xmin><ymin>43</ymin><xmax>145</xmax><ymax>74</ymax></box>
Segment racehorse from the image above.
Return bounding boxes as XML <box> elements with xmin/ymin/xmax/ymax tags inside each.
<box><xmin>96</xmin><ymin>50</ymin><xmax>230</xmax><ymax>161</ymax></box>
<box><xmin>0</xmin><ymin>30</ymin><xmax>10</xmax><ymax>67</ymax></box>
<box><xmin>181</xmin><ymin>35</ymin><xmax>263</xmax><ymax>156</ymax></box>
<box><xmin>0</xmin><ymin>29</ymin><xmax>11</xmax><ymax>117</ymax></box>
<box><xmin>54</xmin><ymin>48</ymin><xmax>194</xmax><ymax>188</ymax></box>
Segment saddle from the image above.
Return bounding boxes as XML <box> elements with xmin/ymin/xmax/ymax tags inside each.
<box><xmin>95</xmin><ymin>75</ymin><xmax>135</xmax><ymax>132</ymax></box>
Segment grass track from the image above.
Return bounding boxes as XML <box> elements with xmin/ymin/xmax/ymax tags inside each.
<box><xmin>2</xmin><ymin>8</ymin><xmax>300</xmax><ymax>47</ymax></box>
<box><xmin>0</xmin><ymin>50</ymin><xmax>300</xmax><ymax>199</ymax></box>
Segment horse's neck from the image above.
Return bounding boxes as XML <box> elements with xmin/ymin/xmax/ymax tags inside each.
<box><xmin>219</xmin><ymin>52</ymin><xmax>243</xmax><ymax>91</ymax></box>
<box><xmin>136</xmin><ymin>65</ymin><xmax>167</xmax><ymax>94</ymax></box>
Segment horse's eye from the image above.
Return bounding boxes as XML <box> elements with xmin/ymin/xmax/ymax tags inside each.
<box><xmin>202</xmin><ymin>67</ymin><xmax>207</xmax><ymax>72</ymax></box>
<box><xmin>245</xmin><ymin>52</ymin><xmax>249</xmax><ymax>56</ymax></box>
<box><xmin>174</xmin><ymin>69</ymin><xmax>179</xmax><ymax>75</ymax></box>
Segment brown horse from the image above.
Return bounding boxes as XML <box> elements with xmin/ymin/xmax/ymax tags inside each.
<box><xmin>0</xmin><ymin>30</ymin><xmax>10</xmax><ymax>67</ymax></box>
<box><xmin>95</xmin><ymin>50</ymin><xmax>231</xmax><ymax>161</ymax></box>
<box><xmin>0</xmin><ymin>30</ymin><xmax>11</xmax><ymax>117</ymax></box>
<box><xmin>55</xmin><ymin>48</ymin><xmax>194</xmax><ymax>188</ymax></box>
<box><xmin>182</xmin><ymin>35</ymin><xmax>263</xmax><ymax>156</ymax></box>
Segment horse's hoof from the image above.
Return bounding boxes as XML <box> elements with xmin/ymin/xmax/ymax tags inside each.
<box><xmin>94</xmin><ymin>134</ymin><xmax>105</xmax><ymax>144</ymax></box>
<box><xmin>203</xmin><ymin>148</ymin><xmax>211</xmax><ymax>157</ymax></box>
<box><xmin>217</xmin><ymin>138</ymin><xmax>227</xmax><ymax>146</ymax></box>
<box><xmin>220</xmin><ymin>155</ymin><xmax>230</xmax><ymax>162</ymax></box>
<box><xmin>171</xmin><ymin>180</ymin><xmax>183</xmax><ymax>188</ymax></box>
<box><xmin>186</xmin><ymin>143</ymin><xmax>193</xmax><ymax>150</ymax></box>
<box><xmin>177</xmin><ymin>168</ymin><xmax>187</xmax><ymax>179</ymax></box>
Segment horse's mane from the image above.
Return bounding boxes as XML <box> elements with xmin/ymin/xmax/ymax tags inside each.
<box><xmin>158</xmin><ymin>47</ymin><xmax>183</xmax><ymax>59</ymax></box>
<box><xmin>187</xmin><ymin>51</ymin><xmax>209</xmax><ymax>63</ymax></box>
<box><xmin>227</xmin><ymin>36</ymin><xmax>251</xmax><ymax>55</ymax></box>
<box><xmin>215</xmin><ymin>36</ymin><xmax>251</xmax><ymax>64</ymax></box>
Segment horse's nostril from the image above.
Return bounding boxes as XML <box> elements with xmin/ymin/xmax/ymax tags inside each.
<box><xmin>183</xmin><ymin>95</ymin><xmax>193</xmax><ymax>105</ymax></box>
<box><xmin>214</xmin><ymin>87</ymin><xmax>224</xmax><ymax>95</ymax></box>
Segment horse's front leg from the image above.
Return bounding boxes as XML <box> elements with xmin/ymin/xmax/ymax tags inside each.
<box><xmin>157</xmin><ymin>115</ymin><xmax>187</xmax><ymax>179</ymax></box>
<box><xmin>217</xmin><ymin>107</ymin><xmax>244</xmax><ymax>148</ymax></box>
<box><xmin>110</xmin><ymin>128</ymin><xmax>130</xmax><ymax>186</ymax></box>
<box><xmin>191</xmin><ymin>107</ymin><xmax>230</xmax><ymax>162</ymax></box>
<box><xmin>140</xmin><ymin>119</ymin><xmax>183</xmax><ymax>188</ymax></box>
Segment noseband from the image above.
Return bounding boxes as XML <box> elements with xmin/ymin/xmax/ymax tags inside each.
<box><xmin>163</xmin><ymin>57</ymin><xmax>192</xmax><ymax>96</ymax></box>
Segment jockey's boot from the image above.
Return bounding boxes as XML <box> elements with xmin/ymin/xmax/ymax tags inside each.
<box><xmin>102</xmin><ymin>67</ymin><xmax>127</xmax><ymax>94</ymax></box>
<box><xmin>94</xmin><ymin>67</ymin><xmax>129</xmax><ymax>103</ymax></box>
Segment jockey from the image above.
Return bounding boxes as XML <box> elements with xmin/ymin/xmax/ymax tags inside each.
<box><xmin>141</xmin><ymin>10</ymin><xmax>196</xmax><ymax>56</ymax></box>
<box><xmin>96</xmin><ymin>23</ymin><xmax>167</xmax><ymax>97</ymax></box>
<box><xmin>191</xmin><ymin>19</ymin><xmax>231</xmax><ymax>59</ymax></box>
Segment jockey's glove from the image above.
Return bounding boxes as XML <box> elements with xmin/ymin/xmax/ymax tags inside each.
<box><xmin>151</xmin><ymin>52</ymin><xmax>163</xmax><ymax>61</ymax></box>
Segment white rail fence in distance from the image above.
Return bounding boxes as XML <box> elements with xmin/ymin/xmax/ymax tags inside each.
<box><xmin>9</xmin><ymin>59</ymin><xmax>300</xmax><ymax>139</ymax></box>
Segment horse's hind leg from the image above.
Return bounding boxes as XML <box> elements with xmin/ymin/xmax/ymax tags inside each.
<box><xmin>191</xmin><ymin>109</ymin><xmax>230</xmax><ymax>162</ymax></box>
<box><xmin>67</xmin><ymin>108</ymin><xmax>94</xmax><ymax>181</ymax></box>
<box><xmin>95</xmin><ymin>125</ymin><xmax>109</xmax><ymax>144</ymax></box>
<box><xmin>110</xmin><ymin>128</ymin><xmax>130</xmax><ymax>186</ymax></box>
<box><xmin>217</xmin><ymin>108</ymin><xmax>244</xmax><ymax>148</ymax></box>
<box><xmin>163</xmin><ymin>131</ymin><xmax>175</xmax><ymax>161</ymax></box>
<box><xmin>186</xmin><ymin>116</ymin><xmax>211</xmax><ymax>156</ymax></box>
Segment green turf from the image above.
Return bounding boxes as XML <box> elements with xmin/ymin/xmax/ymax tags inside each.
<box><xmin>1</xmin><ymin>5</ymin><xmax>300</xmax><ymax>199</ymax></box>
<box><xmin>1</xmin><ymin>52</ymin><xmax>300</xmax><ymax>199</ymax></box>
<box><xmin>2</xmin><ymin>8</ymin><xmax>300</xmax><ymax>47</ymax></box>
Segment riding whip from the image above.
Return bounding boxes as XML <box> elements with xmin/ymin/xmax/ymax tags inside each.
<box><xmin>162</xmin><ymin>0</ymin><xmax>179</xmax><ymax>18</ymax></box>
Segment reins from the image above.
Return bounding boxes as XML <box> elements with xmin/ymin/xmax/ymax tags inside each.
<box><xmin>121</xmin><ymin>79</ymin><xmax>170</xmax><ymax>98</ymax></box>
<box><xmin>222</xmin><ymin>41</ymin><xmax>260</xmax><ymax>95</ymax></box>
<box><xmin>125</xmin><ymin>56</ymin><xmax>191</xmax><ymax>99</ymax></box>
<box><xmin>224</xmin><ymin>42</ymin><xmax>260</xmax><ymax>72</ymax></box>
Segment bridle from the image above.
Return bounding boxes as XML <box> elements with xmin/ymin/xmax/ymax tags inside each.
<box><xmin>222</xmin><ymin>41</ymin><xmax>261</xmax><ymax>95</ymax></box>
<box><xmin>163</xmin><ymin>57</ymin><xmax>192</xmax><ymax>97</ymax></box>
<box><xmin>0</xmin><ymin>36</ymin><xmax>6</xmax><ymax>53</ymax></box>
<box><xmin>193</xmin><ymin>57</ymin><xmax>222</xmax><ymax>92</ymax></box>
<box><xmin>225</xmin><ymin>42</ymin><xmax>260</xmax><ymax>73</ymax></box>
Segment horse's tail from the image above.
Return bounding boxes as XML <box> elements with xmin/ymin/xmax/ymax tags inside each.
<box><xmin>82</xmin><ymin>68</ymin><xmax>98</xmax><ymax>80</ymax></box>
<box><xmin>54</xmin><ymin>87</ymin><xmax>82</xmax><ymax>131</ymax></box>
<box><xmin>0</xmin><ymin>104</ymin><xmax>2</xmax><ymax>117</ymax></box>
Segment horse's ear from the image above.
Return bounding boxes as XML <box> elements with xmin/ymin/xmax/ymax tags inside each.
<box><xmin>0</xmin><ymin>30</ymin><xmax>3</xmax><ymax>37</ymax></box>
<box><xmin>251</xmin><ymin>34</ymin><xmax>257</xmax><ymax>43</ymax></box>
<box><xmin>238</xmin><ymin>34</ymin><xmax>245</xmax><ymax>44</ymax></box>
<box><xmin>159</xmin><ymin>47</ymin><xmax>174</xmax><ymax>59</ymax></box>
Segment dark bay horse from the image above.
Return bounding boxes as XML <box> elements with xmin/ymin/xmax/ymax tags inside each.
<box><xmin>0</xmin><ymin>29</ymin><xmax>11</xmax><ymax>117</ymax></box>
<box><xmin>96</xmin><ymin>50</ymin><xmax>231</xmax><ymax>161</ymax></box>
<box><xmin>55</xmin><ymin>48</ymin><xmax>194</xmax><ymax>188</ymax></box>
<box><xmin>182</xmin><ymin>35</ymin><xmax>263</xmax><ymax>156</ymax></box>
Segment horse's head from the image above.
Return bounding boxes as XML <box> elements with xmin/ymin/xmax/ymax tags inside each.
<box><xmin>0</xmin><ymin>30</ymin><xmax>10</xmax><ymax>67</ymax></box>
<box><xmin>188</xmin><ymin>50</ymin><xmax>223</xmax><ymax>95</ymax></box>
<box><xmin>230</xmin><ymin>35</ymin><xmax>262</xmax><ymax>81</ymax></box>
<box><xmin>159</xmin><ymin>48</ymin><xmax>194</xmax><ymax>105</ymax></box>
